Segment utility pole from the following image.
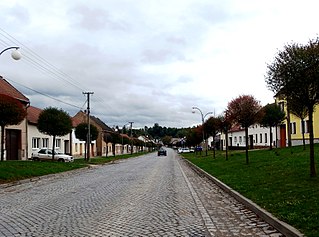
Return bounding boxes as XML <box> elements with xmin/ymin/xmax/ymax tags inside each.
<box><xmin>129</xmin><ymin>121</ymin><xmax>134</xmax><ymax>154</ymax></box>
<box><xmin>83</xmin><ymin>92</ymin><xmax>94</xmax><ymax>161</ymax></box>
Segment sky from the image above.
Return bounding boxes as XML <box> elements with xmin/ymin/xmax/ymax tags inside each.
<box><xmin>1</xmin><ymin>0</ymin><xmax>319</xmax><ymax>129</ymax></box>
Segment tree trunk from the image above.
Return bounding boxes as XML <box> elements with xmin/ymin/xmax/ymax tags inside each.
<box><xmin>213</xmin><ymin>137</ymin><xmax>216</xmax><ymax>159</ymax></box>
<box><xmin>287</xmin><ymin>106</ymin><xmax>292</xmax><ymax>147</ymax></box>
<box><xmin>52</xmin><ymin>135</ymin><xmax>56</xmax><ymax>161</ymax></box>
<box><xmin>1</xmin><ymin>125</ymin><xmax>5</xmax><ymax>161</ymax></box>
<box><xmin>269</xmin><ymin>126</ymin><xmax>273</xmax><ymax>150</ymax></box>
<box><xmin>225</xmin><ymin>131</ymin><xmax>229</xmax><ymax>161</ymax></box>
<box><xmin>308</xmin><ymin>107</ymin><xmax>316</xmax><ymax>177</ymax></box>
<box><xmin>301</xmin><ymin>119</ymin><xmax>306</xmax><ymax>150</ymax></box>
<box><xmin>245</xmin><ymin>127</ymin><xmax>249</xmax><ymax>164</ymax></box>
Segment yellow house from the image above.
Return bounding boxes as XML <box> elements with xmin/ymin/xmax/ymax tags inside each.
<box><xmin>275</xmin><ymin>95</ymin><xmax>319</xmax><ymax>147</ymax></box>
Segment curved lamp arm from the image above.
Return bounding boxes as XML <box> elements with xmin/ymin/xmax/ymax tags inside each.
<box><xmin>0</xmin><ymin>47</ymin><xmax>21</xmax><ymax>60</ymax></box>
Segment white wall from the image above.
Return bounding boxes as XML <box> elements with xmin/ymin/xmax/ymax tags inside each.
<box><xmin>28</xmin><ymin>123</ymin><xmax>70</xmax><ymax>159</ymax></box>
<box><xmin>220</xmin><ymin>124</ymin><xmax>278</xmax><ymax>150</ymax></box>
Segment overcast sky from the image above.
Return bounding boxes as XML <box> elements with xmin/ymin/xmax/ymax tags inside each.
<box><xmin>1</xmin><ymin>0</ymin><xmax>319</xmax><ymax>128</ymax></box>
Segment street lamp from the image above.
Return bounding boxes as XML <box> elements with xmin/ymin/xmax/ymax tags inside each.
<box><xmin>0</xmin><ymin>47</ymin><xmax>22</xmax><ymax>60</ymax></box>
<box><xmin>121</xmin><ymin>123</ymin><xmax>130</xmax><ymax>154</ymax></box>
<box><xmin>192</xmin><ymin>106</ymin><xmax>214</xmax><ymax>156</ymax></box>
<box><xmin>129</xmin><ymin>122</ymin><xmax>134</xmax><ymax>154</ymax></box>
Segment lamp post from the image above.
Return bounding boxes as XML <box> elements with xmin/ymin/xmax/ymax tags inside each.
<box><xmin>0</xmin><ymin>47</ymin><xmax>22</xmax><ymax>60</ymax></box>
<box><xmin>121</xmin><ymin>123</ymin><xmax>130</xmax><ymax>154</ymax></box>
<box><xmin>192</xmin><ymin>106</ymin><xmax>214</xmax><ymax>156</ymax></box>
<box><xmin>129</xmin><ymin>121</ymin><xmax>134</xmax><ymax>154</ymax></box>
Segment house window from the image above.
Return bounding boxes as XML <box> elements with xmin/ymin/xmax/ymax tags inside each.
<box><xmin>255</xmin><ymin>134</ymin><xmax>258</xmax><ymax>143</ymax></box>
<box><xmin>260</xmin><ymin>133</ymin><xmax>262</xmax><ymax>143</ymax></box>
<box><xmin>32</xmin><ymin>138</ymin><xmax>40</xmax><ymax>149</ymax></box>
<box><xmin>302</xmin><ymin>120</ymin><xmax>310</xmax><ymax>134</ymax></box>
<box><xmin>75</xmin><ymin>144</ymin><xmax>78</xmax><ymax>152</ymax></box>
<box><xmin>239</xmin><ymin>136</ymin><xmax>242</xmax><ymax>143</ymax></box>
<box><xmin>265</xmin><ymin>133</ymin><xmax>268</xmax><ymax>143</ymax></box>
<box><xmin>278</xmin><ymin>102</ymin><xmax>285</xmax><ymax>111</ymax></box>
<box><xmin>55</xmin><ymin>139</ymin><xmax>61</xmax><ymax>148</ymax></box>
<box><xmin>234</xmin><ymin>137</ymin><xmax>237</xmax><ymax>143</ymax></box>
<box><xmin>290</xmin><ymin>122</ymin><xmax>296</xmax><ymax>134</ymax></box>
<box><xmin>42</xmin><ymin>138</ymin><xmax>49</xmax><ymax>148</ymax></box>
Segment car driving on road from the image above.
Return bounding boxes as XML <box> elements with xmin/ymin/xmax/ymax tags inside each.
<box><xmin>31</xmin><ymin>148</ymin><xmax>74</xmax><ymax>162</ymax></box>
<box><xmin>158</xmin><ymin>147</ymin><xmax>167</xmax><ymax>156</ymax></box>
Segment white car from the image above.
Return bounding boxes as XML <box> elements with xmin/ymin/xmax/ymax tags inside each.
<box><xmin>178</xmin><ymin>148</ymin><xmax>191</xmax><ymax>153</ymax></box>
<box><xmin>31</xmin><ymin>148</ymin><xmax>74</xmax><ymax>162</ymax></box>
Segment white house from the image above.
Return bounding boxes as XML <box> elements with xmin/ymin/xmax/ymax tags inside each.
<box><xmin>220</xmin><ymin>124</ymin><xmax>278</xmax><ymax>150</ymax></box>
<box><xmin>27</xmin><ymin>106</ymin><xmax>71</xmax><ymax>159</ymax></box>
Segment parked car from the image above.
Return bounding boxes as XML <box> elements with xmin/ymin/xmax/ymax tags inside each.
<box><xmin>158</xmin><ymin>147</ymin><xmax>167</xmax><ymax>156</ymax></box>
<box><xmin>32</xmin><ymin>148</ymin><xmax>74</xmax><ymax>162</ymax></box>
<box><xmin>195</xmin><ymin>146</ymin><xmax>203</xmax><ymax>152</ymax></box>
<box><xmin>178</xmin><ymin>148</ymin><xmax>191</xmax><ymax>153</ymax></box>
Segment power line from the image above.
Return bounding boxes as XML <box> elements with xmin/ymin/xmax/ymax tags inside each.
<box><xmin>0</xmin><ymin>28</ymin><xmax>85</xmax><ymax>91</ymax></box>
<box><xmin>0</xmin><ymin>27</ymin><xmax>115</xmax><ymax>118</ymax></box>
<box><xmin>6</xmin><ymin>77</ymin><xmax>84</xmax><ymax>110</ymax></box>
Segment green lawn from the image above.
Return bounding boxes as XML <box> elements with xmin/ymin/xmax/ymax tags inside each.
<box><xmin>0</xmin><ymin>152</ymin><xmax>149</xmax><ymax>184</ymax></box>
<box><xmin>183</xmin><ymin>145</ymin><xmax>319</xmax><ymax>237</ymax></box>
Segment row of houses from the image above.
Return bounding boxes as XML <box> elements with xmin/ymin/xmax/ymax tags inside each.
<box><xmin>211</xmin><ymin>96</ymin><xmax>319</xmax><ymax>150</ymax></box>
<box><xmin>0</xmin><ymin>77</ymin><xmax>150</xmax><ymax>161</ymax></box>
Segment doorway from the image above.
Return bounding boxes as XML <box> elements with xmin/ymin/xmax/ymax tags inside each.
<box><xmin>5</xmin><ymin>129</ymin><xmax>21</xmax><ymax>160</ymax></box>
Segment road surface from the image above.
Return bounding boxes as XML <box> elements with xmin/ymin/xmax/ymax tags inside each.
<box><xmin>0</xmin><ymin>149</ymin><xmax>282</xmax><ymax>236</ymax></box>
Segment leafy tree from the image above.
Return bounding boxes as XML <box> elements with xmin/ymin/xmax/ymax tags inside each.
<box><xmin>220</xmin><ymin>111</ymin><xmax>232</xmax><ymax>161</ymax></box>
<box><xmin>186</xmin><ymin>126</ymin><xmax>202</xmax><ymax>148</ymax></box>
<box><xmin>204</xmin><ymin>116</ymin><xmax>222</xmax><ymax>158</ymax></box>
<box><xmin>75</xmin><ymin>123</ymin><xmax>98</xmax><ymax>142</ymax></box>
<box><xmin>162</xmin><ymin>135</ymin><xmax>172</xmax><ymax>146</ymax></box>
<box><xmin>0</xmin><ymin>94</ymin><xmax>27</xmax><ymax>161</ymax></box>
<box><xmin>227</xmin><ymin>95</ymin><xmax>262</xmax><ymax>164</ymax></box>
<box><xmin>37</xmin><ymin>107</ymin><xmax>72</xmax><ymax>160</ymax></box>
<box><xmin>266</xmin><ymin>38</ymin><xmax>319</xmax><ymax>177</ymax></box>
<box><xmin>259</xmin><ymin>103</ymin><xmax>285</xmax><ymax>150</ymax></box>
<box><xmin>104</xmin><ymin>131</ymin><xmax>122</xmax><ymax>156</ymax></box>
<box><xmin>75</xmin><ymin>123</ymin><xmax>98</xmax><ymax>160</ymax></box>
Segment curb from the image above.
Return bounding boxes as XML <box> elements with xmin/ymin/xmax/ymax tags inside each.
<box><xmin>182</xmin><ymin>158</ymin><xmax>304</xmax><ymax>237</ymax></box>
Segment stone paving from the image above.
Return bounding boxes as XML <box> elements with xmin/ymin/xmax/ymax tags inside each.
<box><xmin>0</xmin><ymin>149</ymin><xmax>284</xmax><ymax>236</ymax></box>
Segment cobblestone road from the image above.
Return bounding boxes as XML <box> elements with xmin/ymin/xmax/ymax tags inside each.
<box><xmin>0</xmin><ymin>149</ymin><xmax>283</xmax><ymax>237</ymax></box>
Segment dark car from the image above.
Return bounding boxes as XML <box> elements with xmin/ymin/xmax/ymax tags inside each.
<box><xmin>158</xmin><ymin>148</ymin><xmax>167</xmax><ymax>156</ymax></box>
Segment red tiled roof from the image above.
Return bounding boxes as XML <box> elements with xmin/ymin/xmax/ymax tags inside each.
<box><xmin>0</xmin><ymin>77</ymin><xmax>29</xmax><ymax>103</ymax></box>
<box><xmin>229</xmin><ymin>124</ymin><xmax>244</xmax><ymax>132</ymax></box>
<box><xmin>72</xmin><ymin>111</ymin><xmax>87</xmax><ymax>127</ymax></box>
<box><xmin>27</xmin><ymin>106</ymin><xmax>42</xmax><ymax>124</ymax></box>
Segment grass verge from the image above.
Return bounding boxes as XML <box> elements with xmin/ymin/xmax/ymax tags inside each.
<box><xmin>0</xmin><ymin>152</ymin><xmax>150</xmax><ymax>184</ymax></box>
<box><xmin>182</xmin><ymin>145</ymin><xmax>319</xmax><ymax>237</ymax></box>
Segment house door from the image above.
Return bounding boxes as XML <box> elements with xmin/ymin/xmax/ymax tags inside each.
<box><xmin>5</xmin><ymin>129</ymin><xmax>21</xmax><ymax>160</ymax></box>
<box><xmin>280</xmin><ymin>125</ymin><xmax>286</xmax><ymax>148</ymax></box>
<box><xmin>64</xmin><ymin>140</ymin><xmax>70</xmax><ymax>155</ymax></box>
<box><xmin>249</xmin><ymin>135</ymin><xmax>254</xmax><ymax>149</ymax></box>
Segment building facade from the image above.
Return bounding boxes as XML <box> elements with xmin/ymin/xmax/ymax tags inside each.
<box><xmin>276</xmin><ymin>96</ymin><xmax>319</xmax><ymax>147</ymax></box>
<box><xmin>27</xmin><ymin>106</ymin><xmax>71</xmax><ymax>159</ymax></box>
<box><xmin>0</xmin><ymin>77</ymin><xmax>29</xmax><ymax>160</ymax></box>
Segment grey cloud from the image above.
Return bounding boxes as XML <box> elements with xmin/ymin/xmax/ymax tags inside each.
<box><xmin>141</xmin><ymin>49</ymin><xmax>186</xmax><ymax>64</ymax></box>
<box><xmin>70</xmin><ymin>5</ymin><xmax>129</xmax><ymax>31</ymax></box>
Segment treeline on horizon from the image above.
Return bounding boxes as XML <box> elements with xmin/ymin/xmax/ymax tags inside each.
<box><xmin>121</xmin><ymin>123</ymin><xmax>190</xmax><ymax>140</ymax></box>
